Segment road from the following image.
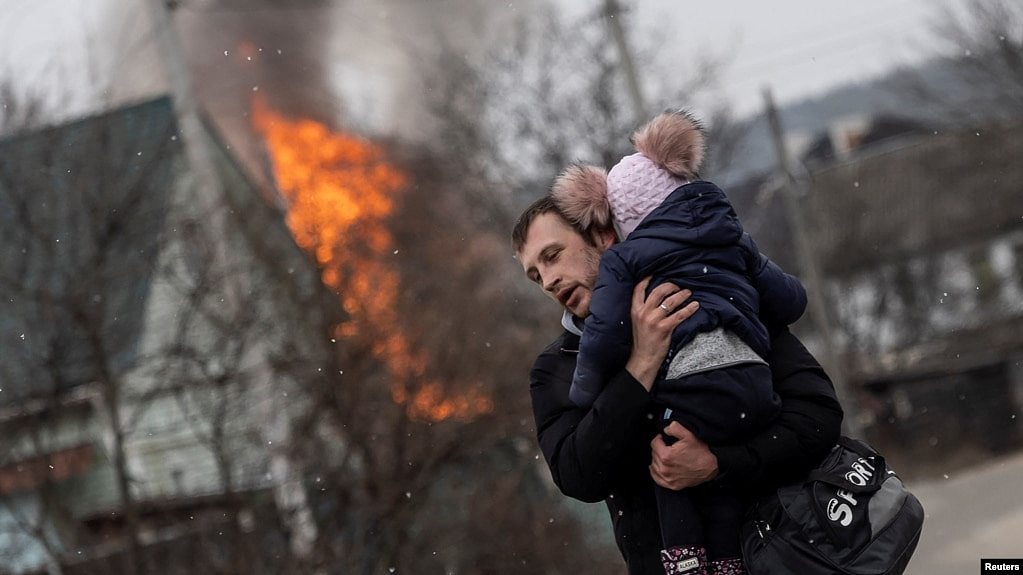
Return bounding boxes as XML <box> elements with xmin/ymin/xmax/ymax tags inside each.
<box><xmin>904</xmin><ymin>450</ymin><xmax>1023</xmax><ymax>575</ymax></box>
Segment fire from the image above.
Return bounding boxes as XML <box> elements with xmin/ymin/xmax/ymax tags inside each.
<box><xmin>252</xmin><ymin>98</ymin><xmax>492</xmax><ymax>421</ymax></box>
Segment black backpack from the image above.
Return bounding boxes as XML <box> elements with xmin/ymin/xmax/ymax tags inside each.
<box><xmin>740</xmin><ymin>437</ymin><xmax>924</xmax><ymax>575</ymax></box>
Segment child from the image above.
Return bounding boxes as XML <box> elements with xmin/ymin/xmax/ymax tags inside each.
<box><xmin>551</xmin><ymin>110</ymin><xmax>807</xmax><ymax>575</ymax></box>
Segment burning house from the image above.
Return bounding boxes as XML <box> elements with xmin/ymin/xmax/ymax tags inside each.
<box><xmin>0</xmin><ymin>2</ymin><xmax>661</xmax><ymax>572</ymax></box>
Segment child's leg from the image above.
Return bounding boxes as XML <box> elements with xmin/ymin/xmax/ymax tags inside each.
<box><xmin>656</xmin><ymin>485</ymin><xmax>708</xmax><ymax>574</ymax></box>
<box><xmin>694</xmin><ymin>487</ymin><xmax>747</xmax><ymax>574</ymax></box>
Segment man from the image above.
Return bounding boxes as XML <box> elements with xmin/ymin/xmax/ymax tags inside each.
<box><xmin>512</xmin><ymin>196</ymin><xmax>843</xmax><ymax>574</ymax></box>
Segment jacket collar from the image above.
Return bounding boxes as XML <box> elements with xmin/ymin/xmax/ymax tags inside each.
<box><xmin>561</xmin><ymin>310</ymin><xmax>584</xmax><ymax>336</ymax></box>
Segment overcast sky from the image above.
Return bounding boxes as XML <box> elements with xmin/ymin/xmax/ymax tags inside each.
<box><xmin>562</xmin><ymin>0</ymin><xmax>937</xmax><ymax>117</ymax></box>
<box><xmin>2</xmin><ymin>0</ymin><xmax>939</xmax><ymax>126</ymax></box>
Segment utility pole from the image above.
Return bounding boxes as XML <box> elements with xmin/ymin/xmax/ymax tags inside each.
<box><xmin>603</xmin><ymin>0</ymin><xmax>648</xmax><ymax>123</ymax></box>
<box><xmin>762</xmin><ymin>86</ymin><xmax>864</xmax><ymax>438</ymax></box>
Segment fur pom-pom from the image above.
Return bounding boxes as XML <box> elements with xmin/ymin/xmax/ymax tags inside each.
<box><xmin>632</xmin><ymin>110</ymin><xmax>706</xmax><ymax>179</ymax></box>
<box><xmin>551</xmin><ymin>164</ymin><xmax>612</xmax><ymax>231</ymax></box>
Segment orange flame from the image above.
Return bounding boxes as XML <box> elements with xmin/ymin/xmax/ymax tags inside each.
<box><xmin>252</xmin><ymin>98</ymin><xmax>492</xmax><ymax>422</ymax></box>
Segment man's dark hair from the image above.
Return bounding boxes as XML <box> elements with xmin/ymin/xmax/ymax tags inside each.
<box><xmin>511</xmin><ymin>194</ymin><xmax>606</xmax><ymax>253</ymax></box>
<box><xmin>511</xmin><ymin>195</ymin><xmax>558</xmax><ymax>253</ymax></box>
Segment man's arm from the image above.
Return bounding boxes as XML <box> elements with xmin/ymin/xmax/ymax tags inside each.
<box><xmin>650</xmin><ymin>328</ymin><xmax>843</xmax><ymax>491</ymax></box>
<box><xmin>532</xmin><ymin>281</ymin><xmax>698</xmax><ymax>502</ymax></box>
<box><xmin>532</xmin><ymin>344</ymin><xmax>654</xmax><ymax>503</ymax></box>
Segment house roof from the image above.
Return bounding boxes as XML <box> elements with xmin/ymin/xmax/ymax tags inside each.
<box><xmin>0</xmin><ymin>95</ymin><xmax>335</xmax><ymax>409</ymax></box>
<box><xmin>850</xmin><ymin>314</ymin><xmax>1023</xmax><ymax>385</ymax></box>
<box><xmin>0</xmin><ymin>97</ymin><xmax>181</xmax><ymax>404</ymax></box>
<box><xmin>802</xmin><ymin>121</ymin><xmax>1023</xmax><ymax>277</ymax></box>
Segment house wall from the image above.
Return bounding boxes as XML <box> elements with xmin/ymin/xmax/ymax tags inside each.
<box><xmin>0</xmin><ymin>98</ymin><xmax>333</xmax><ymax>572</ymax></box>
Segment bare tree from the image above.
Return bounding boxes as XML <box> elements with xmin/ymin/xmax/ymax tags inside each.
<box><xmin>0</xmin><ymin>79</ymin><xmax>314</xmax><ymax>574</ymax></box>
<box><xmin>1</xmin><ymin>5</ymin><xmax>745</xmax><ymax>573</ymax></box>
<box><xmin>0</xmin><ymin>97</ymin><xmax>183</xmax><ymax>572</ymax></box>
<box><xmin>897</xmin><ymin>0</ymin><xmax>1023</xmax><ymax>123</ymax></box>
<box><xmin>424</xmin><ymin>4</ymin><xmax>743</xmax><ymax>228</ymax></box>
<box><xmin>0</xmin><ymin>79</ymin><xmax>46</xmax><ymax>136</ymax></box>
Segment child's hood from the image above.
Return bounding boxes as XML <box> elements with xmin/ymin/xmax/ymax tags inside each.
<box><xmin>626</xmin><ymin>181</ymin><xmax>743</xmax><ymax>247</ymax></box>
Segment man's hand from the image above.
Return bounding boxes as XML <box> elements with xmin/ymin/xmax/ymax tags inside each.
<box><xmin>625</xmin><ymin>278</ymin><xmax>699</xmax><ymax>391</ymax></box>
<box><xmin>649</xmin><ymin>422</ymin><xmax>719</xmax><ymax>490</ymax></box>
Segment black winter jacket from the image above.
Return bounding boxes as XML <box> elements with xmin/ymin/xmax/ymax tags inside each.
<box><xmin>530</xmin><ymin>327</ymin><xmax>842</xmax><ymax>574</ymax></box>
<box><xmin>569</xmin><ymin>181</ymin><xmax>807</xmax><ymax>407</ymax></box>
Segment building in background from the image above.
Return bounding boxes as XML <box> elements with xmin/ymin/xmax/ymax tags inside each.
<box><xmin>0</xmin><ymin>96</ymin><xmax>333</xmax><ymax>573</ymax></box>
<box><xmin>733</xmin><ymin>117</ymin><xmax>1023</xmax><ymax>474</ymax></box>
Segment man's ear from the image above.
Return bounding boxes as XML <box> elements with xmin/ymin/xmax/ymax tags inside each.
<box><xmin>594</xmin><ymin>227</ymin><xmax>617</xmax><ymax>250</ymax></box>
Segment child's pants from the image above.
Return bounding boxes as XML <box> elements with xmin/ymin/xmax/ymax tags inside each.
<box><xmin>656</xmin><ymin>483</ymin><xmax>748</xmax><ymax>560</ymax></box>
<box><xmin>654</xmin><ymin>362</ymin><xmax>779</xmax><ymax>559</ymax></box>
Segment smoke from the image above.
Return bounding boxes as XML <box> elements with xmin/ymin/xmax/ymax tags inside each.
<box><xmin>179</xmin><ymin>2</ymin><xmax>338</xmax><ymax>126</ymax></box>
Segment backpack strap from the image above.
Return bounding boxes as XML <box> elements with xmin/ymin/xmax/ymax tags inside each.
<box><xmin>836</xmin><ymin>436</ymin><xmax>881</xmax><ymax>459</ymax></box>
<box><xmin>806</xmin><ymin>437</ymin><xmax>887</xmax><ymax>493</ymax></box>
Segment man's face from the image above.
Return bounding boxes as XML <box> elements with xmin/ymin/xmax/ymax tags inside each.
<box><xmin>516</xmin><ymin>212</ymin><xmax>614</xmax><ymax>318</ymax></box>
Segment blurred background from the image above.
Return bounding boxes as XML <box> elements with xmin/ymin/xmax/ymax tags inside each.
<box><xmin>0</xmin><ymin>0</ymin><xmax>1020</xmax><ymax>573</ymax></box>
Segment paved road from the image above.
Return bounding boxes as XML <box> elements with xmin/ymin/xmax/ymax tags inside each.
<box><xmin>904</xmin><ymin>450</ymin><xmax>1023</xmax><ymax>575</ymax></box>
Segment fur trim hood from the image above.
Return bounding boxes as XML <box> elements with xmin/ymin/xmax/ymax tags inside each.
<box><xmin>551</xmin><ymin>163</ymin><xmax>612</xmax><ymax>231</ymax></box>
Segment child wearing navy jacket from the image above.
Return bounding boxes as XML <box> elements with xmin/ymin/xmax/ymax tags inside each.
<box><xmin>551</xmin><ymin>111</ymin><xmax>807</xmax><ymax>575</ymax></box>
